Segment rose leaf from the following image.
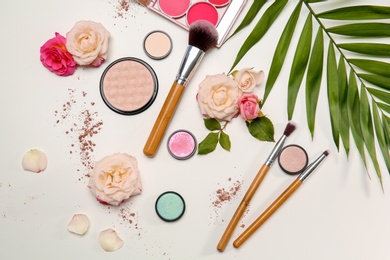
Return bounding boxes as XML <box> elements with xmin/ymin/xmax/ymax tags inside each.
<box><xmin>198</xmin><ymin>132</ymin><xmax>219</xmax><ymax>155</ymax></box>
<box><xmin>246</xmin><ymin>117</ymin><xmax>275</xmax><ymax>142</ymax></box>
<box><xmin>219</xmin><ymin>131</ymin><xmax>231</xmax><ymax>151</ymax></box>
<box><xmin>203</xmin><ymin>118</ymin><xmax>221</xmax><ymax>131</ymax></box>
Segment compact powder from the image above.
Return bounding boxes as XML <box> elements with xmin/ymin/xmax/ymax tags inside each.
<box><xmin>186</xmin><ymin>2</ymin><xmax>218</xmax><ymax>26</ymax></box>
<box><xmin>208</xmin><ymin>0</ymin><xmax>231</xmax><ymax>7</ymax></box>
<box><xmin>278</xmin><ymin>145</ymin><xmax>309</xmax><ymax>175</ymax></box>
<box><xmin>167</xmin><ymin>130</ymin><xmax>197</xmax><ymax>160</ymax></box>
<box><xmin>100</xmin><ymin>57</ymin><xmax>158</xmax><ymax>115</ymax></box>
<box><xmin>143</xmin><ymin>31</ymin><xmax>172</xmax><ymax>60</ymax></box>
<box><xmin>159</xmin><ymin>0</ymin><xmax>190</xmax><ymax>18</ymax></box>
<box><xmin>155</xmin><ymin>191</ymin><xmax>186</xmax><ymax>222</ymax></box>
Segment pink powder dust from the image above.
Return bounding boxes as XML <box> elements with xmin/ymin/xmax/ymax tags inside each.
<box><xmin>159</xmin><ymin>0</ymin><xmax>190</xmax><ymax>18</ymax></box>
<box><xmin>167</xmin><ymin>130</ymin><xmax>196</xmax><ymax>159</ymax></box>
<box><xmin>186</xmin><ymin>2</ymin><xmax>218</xmax><ymax>26</ymax></box>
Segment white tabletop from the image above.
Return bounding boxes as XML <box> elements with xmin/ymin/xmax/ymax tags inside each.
<box><xmin>0</xmin><ymin>0</ymin><xmax>389</xmax><ymax>259</ymax></box>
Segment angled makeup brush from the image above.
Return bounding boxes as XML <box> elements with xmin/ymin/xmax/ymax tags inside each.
<box><xmin>233</xmin><ymin>150</ymin><xmax>330</xmax><ymax>248</ymax></box>
<box><xmin>217</xmin><ymin>122</ymin><xmax>296</xmax><ymax>252</ymax></box>
<box><xmin>143</xmin><ymin>20</ymin><xmax>218</xmax><ymax>157</ymax></box>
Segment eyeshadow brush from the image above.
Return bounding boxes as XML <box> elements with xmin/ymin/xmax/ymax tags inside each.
<box><xmin>217</xmin><ymin>122</ymin><xmax>296</xmax><ymax>252</ymax></box>
<box><xmin>143</xmin><ymin>20</ymin><xmax>218</xmax><ymax>157</ymax></box>
<box><xmin>233</xmin><ymin>150</ymin><xmax>330</xmax><ymax>248</ymax></box>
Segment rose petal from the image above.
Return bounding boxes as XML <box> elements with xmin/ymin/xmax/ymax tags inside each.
<box><xmin>67</xmin><ymin>214</ymin><xmax>90</xmax><ymax>235</ymax></box>
<box><xmin>98</xmin><ymin>228</ymin><xmax>124</xmax><ymax>252</ymax></box>
<box><xmin>22</xmin><ymin>149</ymin><xmax>47</xmax><ymax>173</ymax></box>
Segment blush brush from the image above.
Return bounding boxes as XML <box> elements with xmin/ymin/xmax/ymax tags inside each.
<box><xmin>143</xmin><ymin>20</ymin><xmax>218</xmax><ymax>157</ymax></box>
<box><xmin>217</xmin><ymin>122</ymin><xmax>296</xmax><ymax>252</ymax></box>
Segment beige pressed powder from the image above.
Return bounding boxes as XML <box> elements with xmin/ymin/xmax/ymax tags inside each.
<box><xmin>143</xmin><ymin>31</ymin><xmax>172</xmax><ymax>60</ymax></box>
<box><xmin>100</xmin><ymin>57</ymin><xmax>158</xmax><ymax>115</ymax></box>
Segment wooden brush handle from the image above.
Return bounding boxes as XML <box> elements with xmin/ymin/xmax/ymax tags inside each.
<box><xmin>217</xmin><ymin>164</ymin><xmax>270</xmax><ymax>252</ymax></box>
<box><xmin>233</xmin><ymin>178</ymin><xmax>302</xmax><ymax>248</ymax></box>
<box><xmin>143</xmin><ymin>82</ymin><xmax>185</xmax><ymax>157</ymax></box>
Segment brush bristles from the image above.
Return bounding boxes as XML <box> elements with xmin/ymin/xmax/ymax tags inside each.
<box><xmin>188</xmin><ymin>20</ymin><xmax>218</xmax><ymax>52</ymax></box>
<box><xmin>324</xmin><ymin>150</ymin><xmax>330</xmax><ymax>156</ymax></box>
<box><xmin>283</xmin><ymin>122</ymin><xmax>296</xmax><ymax>137</ymax></box>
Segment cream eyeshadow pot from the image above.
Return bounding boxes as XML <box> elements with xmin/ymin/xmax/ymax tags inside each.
<box><xmin>278</xmin><ymin>144</ymin><xmax>309</xmax><ymax>175</ymax></box>
<box><xmin>100</xmin><ymin>57</ymin><xmax>158</xmax><ymax>115</ymax></box>
<box><xmin>143</xmin><ymin>30</ymin><xmax>173</xmax><ymax>60</ymax></box>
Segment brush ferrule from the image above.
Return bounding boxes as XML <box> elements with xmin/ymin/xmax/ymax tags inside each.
<box><xmin>265</xmin><ymin>135</ymin><xmax>287</xmax><ymax>166</ymax></box>
<box><xmin>298</xmin><ymin>152</ymin><xmax>328</xmax><ymax>182</ymax></box>
<box><xmin>175</xmin><ymin>46</ymin><xmax>205</xmax><ymax>86</ymax></box>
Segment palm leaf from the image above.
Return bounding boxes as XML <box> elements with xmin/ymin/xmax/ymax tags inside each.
<box><xmin>227</xmin><ymin>1</ymin><xmax>390</xmax><ymax>187</ymax></box>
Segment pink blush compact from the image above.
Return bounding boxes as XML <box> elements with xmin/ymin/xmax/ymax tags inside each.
<box><xmin>137</xmin><ymin>0</ymin><xmax>247</xmax><ymax>48</ymax></box>
<box><xmin>278</xmin><ymin>145</ymin><xmax>309</xmax><ymax>175</ymax></box>
<box><xmin>167</xmin><ymin>130</ymin><xmax>197</xmax><ymax>160</ymax></box>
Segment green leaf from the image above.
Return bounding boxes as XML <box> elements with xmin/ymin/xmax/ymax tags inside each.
<box><xmin>307</xmin><ymin>0</ymin><xmax>326</xmax><ymax>2</ymax></box>
<box><xmin>327</xmin><ymin>42</ymin><xmax>340</xmax><ymax>150</ymax></box>
<box><xmin>338</xmin><ymin>43</ymin><xmax>390</xmax><ymax>57</ymax></box>
<box><xmin>198</xmin><ymin>132</ymin><xmax>219</xmax><ymax>155</ymax></box>
<box><xmin>366</xmin><ymin>88</ymin><xmax>390</xmax><ymax>103</ymax></box>
<box><xmin>219</xmin><ymin>131</ymin><xmax>231</xmax><ymax>151</ymax></box>
<box><xmin>318</xmin><ymin>5</ymin><xmax>390</xmax><ymax>20</ymax></box>
<box><xmin>246</xmin><ymin>117</ymin><xmax>275</xmax><ymax>142</ymax></box>
<box><xmin>328</xmin><ymin>23</ymin><xmax>390</xmax><ymax>37</ymax></box>
<box><xmin>372</xmin><ymin>104</ymin><xmax>390</xmax><ymax>173</ymax></box>
<box><xmin>288</xmin><ymin>14</ymin><xmax>312</xmax><ymax>120</ymax></box>
<box><xmin>203</xmin><ymin>118</ymin><xmax>221</xmax><ymax>131</ymax></box>
<box><xmin>349</xmin><ymin>59</ymin><xmax>390</xmax><ymax>78</ymax></box>
<box><xmin>227</xmin><ymin>0</ymin><xmax>267</xmax><ymax>41</ymax></box>
<box><xmin>263</xmin><ymin>1</ymin><xmax>302</xmax><ymax>103</ymax></box>
<box><xmin>360</xmin><ymin>87</ymin><xmax>383</xmax><ymax>188</ymax></box>
<box><xmin>377</xmin><ymin>102</ymin><xmax>390</xmax><ymax>114</ymax></box>
<box><xmin>383</xmin><ymin>116</ymin><xmax>390</xmax><ymax>147</ymax></box>
<box><xmin>306</xmin><ymin>27</ymin><xmax>324</xmax><ymax>138</ymax></box>
<box><xmin>359</xmin><ymin>74</ymin><xmax>390</xmax><ymax>90</ymax></box>
<box><xmin>347</xmin><ymin>72</ymin><xmax>367</xmax><ymax>171</ymax></box>
<box><xmin>229</xmin><ymin>0</ymin><xmax>288</xmax><ymax>72</ymax></box>
<box><xmin>338</xmin><ymin>58</ymin><xmax>350</xmax><ymax>155</ymax></box>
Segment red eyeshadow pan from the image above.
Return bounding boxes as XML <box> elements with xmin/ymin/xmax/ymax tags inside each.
<box><xmin>186</xmin><ymin>2</ymin><xmax>218</xmax><ymax>26</ymax></box>
<box><xmin>208</xmin><ymin>0</ymin><xmax>231</xmax><ymax>7</ymax></box>
<box><xmin>159</xmin><ymin>0</ymin><xmax>190</xmax><ymax>18</ymax></box>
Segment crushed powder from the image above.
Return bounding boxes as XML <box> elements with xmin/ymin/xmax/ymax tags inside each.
<box><xmin>110</xmin><ymin>0</ymin><xmax>140</xmax><ymax>19</ymax></box>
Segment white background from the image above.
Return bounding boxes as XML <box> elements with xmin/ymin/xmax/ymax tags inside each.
<box><xmin>0</xmin><ymin>0</ymin><xmax>389</xmax><ymax>259</ymax></box>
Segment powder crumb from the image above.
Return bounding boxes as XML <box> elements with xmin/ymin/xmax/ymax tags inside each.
<box><xmin>117</xmin><ymin>206</ymin><xmax>142</xmax><ymax>239</ymax></box>
<box><xmin>110</xmin><ymin>0</ymin><xmax>140</xmax><ymax>19</ymax></box>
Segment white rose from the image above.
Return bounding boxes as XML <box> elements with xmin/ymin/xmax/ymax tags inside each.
<box><xmin>88</xmin><ymin>153</ymin><xmax>142</xmax><ymax>206</ymax></box>
<box><xmin>197</xmin><ymin>74</ymin><xmax>240</xmax><ymax>122</ymax></box>
<box><xmin>233</xmin><ymin>68</ymin><xmax>264</xmax><ymax>93</ymax></box>
<box><xmin>66</xmin><ymin>20</ymin><xmax>110</xmax><ymax>67</ymax></box>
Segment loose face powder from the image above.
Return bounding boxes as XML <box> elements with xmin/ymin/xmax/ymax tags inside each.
<box><xmin>143</xmin><ymin>31</ymin><xmax>172</xmax><ymax>60</ymax></box>
<box><xmin>278</xmin><ymin>144</ymin><xmax>309</xmax><ymax>175</ymax></box>
<box><xmin>100</xmin><ymin>57</ymin><xmax>158</xmax><ymax>115</ymax></box>
<box><xmin>167</xmin><ymin>130</ymin><xmax>197</xmax><ymax>160</ymax></box>
<box><xmin>155</xmin><ymin>191</ymin><xmax>186</xmax><ymax>222</ymax></box>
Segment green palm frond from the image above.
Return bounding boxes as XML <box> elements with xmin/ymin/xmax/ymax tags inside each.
<box><xmin>228</xmin><ymin>0</ymin><xmax>390</xmax><ymax>188</ymax></box>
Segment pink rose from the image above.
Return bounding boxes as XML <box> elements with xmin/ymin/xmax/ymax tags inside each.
<box><xmin>40</xmin><ymin>32</ymin><xmax>76</xmax><ymax>76</ymax></box>
<box><xmin>238</xmin><ymin>94</ymin><xmax>261</xmax><ymax>121</ymax></box>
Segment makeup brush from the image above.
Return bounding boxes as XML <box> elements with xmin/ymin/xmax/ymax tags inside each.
<box><xmin>233</xmin><ymin>150</ymin><xmax>330</xmax><ymax>248</ymax></box>
<box><xmin>143</xmin><ymin>20</ymin><xmax>218</xmax><ymax>157</ymax></box>
<box><xmin>217</xmin><ymin>122</ymin><xmax>296</xmax><ymax>252</ymax></box>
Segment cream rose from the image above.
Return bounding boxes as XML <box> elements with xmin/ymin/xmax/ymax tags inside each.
<box><xmin>66</xmin><ymin>20</ymin><xmax>110</xmax><ymax>67</ymax></box>
<box><xmin>88</xmin><ymin>153</ymin><xmax>142</xmax><ymax>206</ymax></box>
<box><xmin>233</xmin><ymin>68</ymin><xmax>264</xmax><ymax>93</ymax></box>
<box><xmin>197</xmin><ymin>74</ymin><xmax>240</xmax><ymax>122</ymax></box>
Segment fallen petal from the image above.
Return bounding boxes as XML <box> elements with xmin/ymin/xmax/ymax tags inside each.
<box><xmin>67</xmin><ymin>214</ymin><xmax>90</xmax><ymax>235</ymax></box>
<box><xmin>22</xmin><ymin>149</ymin><xmax>48</xmax><ymax>173</ymax></box>
<box><xmin>98</xmin><ymin>228</ymin><xmax>124</xmax><ymax>252</ymax></box>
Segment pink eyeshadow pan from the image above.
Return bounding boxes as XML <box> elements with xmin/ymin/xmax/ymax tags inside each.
<box><xmin>159</xmin><ymin>0</ymin><xmax>190</xmax><ymax>18</ymax></box>
<box><xmin>186</xmin><ymin>2</ymin><xmax>218</xmax><ymax>26</ymax></box>
<box><xmin>208</xmin><ymin>0</ymin><xmax>231</xmax><ymax>7</ymax></box>
<box><xmin>100</xmin><ymin>57</ymin><xmax>158</xmax><ymax>115</ymax></box>
<box><xmin>278</xmin><ymin>144</ymin><xmax>308</xmax><ymax>175</ymax></box>
<box><xmin>167</xmin><ymin>130</ymin><xmax>197</xmax><ymax>160</ymax></box>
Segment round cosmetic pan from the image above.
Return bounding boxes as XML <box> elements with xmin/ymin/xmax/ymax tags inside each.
<box><xmin>159</xmin><ymin>0</ymin><xmax>190</xmax><ymax>18</ymax></box>
<box><xmin>155</xmin><ymin>191</ymin><xmax>186</xmax><ymax>222</ymax></box>
<box><xmin>208</xmin><ymin>0</ymin><xmax>231</xmax><ymax>8</ymax></box>
<box><xmin>143</xmin><ymin>30</ymin><xmax>172</xmax><ymax>60</ymax></box>
<box><xmin>167</xmin><ymin>130</ymin><xmax>197</xmax><ymax>160</ymax></box>
<box><xmin>278</xmin><ymin>144</ymin><xmax>309</xmax><ymax>175</ymax></box>
<box><xmin>100</xmin><ymin>57</ymin><xmax>158</xmax><ymax>115</ymax></box>
<box><xmin>186</xmin><ymin>2</ymin><xmax>218</xmax><ymax>26</ymax></box>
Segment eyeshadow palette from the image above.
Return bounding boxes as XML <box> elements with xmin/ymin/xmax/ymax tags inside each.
<box><xmin>137</xmin><ymin>0</ymin><xmax>247</xmax><ymax>48</ymax></box>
